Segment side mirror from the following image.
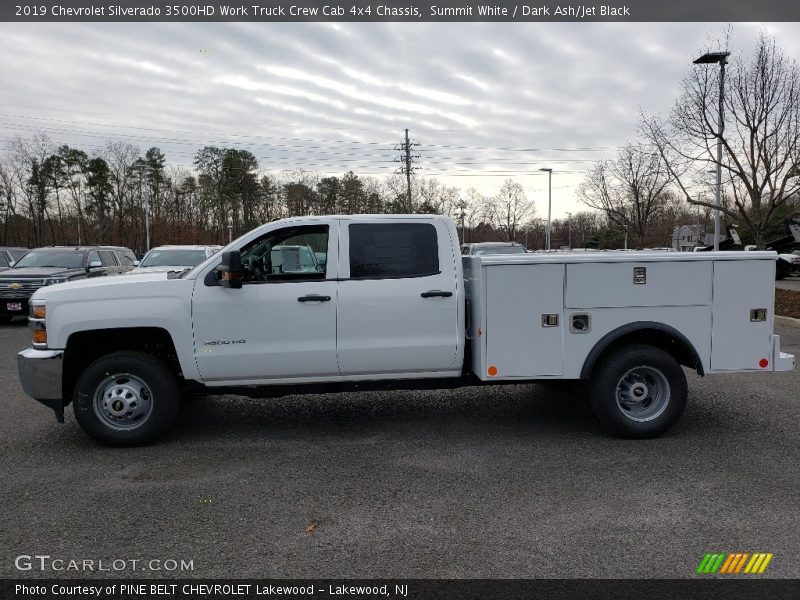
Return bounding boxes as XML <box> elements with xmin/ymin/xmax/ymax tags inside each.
<box><xmin>215</xmin><ymin>250</ymin><xmax>243</xmax><ymax>289</ymax></box>
<box><xmin>8</xmin><ymin>261</ymin><xmax>14</xmax><ymax>267</ymax></box>
<box><xmin>88</xmin><ymin>260</ymin><xmax>102</xmax><ymax>269</ymax></box>
<box><xmin>133</xmin><ymin>260</ymin><xmax>140</xmax><ymax>266</ymax></box>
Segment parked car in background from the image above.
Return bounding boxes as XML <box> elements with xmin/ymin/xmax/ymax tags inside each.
<box><xmin>461</xmin><ymin>242</ymin><xmax>528</xmax><ymax>256</ymax></box>
<box><xmin>0</xmin><ymin>245</ymin><xmax>135</xmax><ymax>322</ymax></box>
<box><xmin>0</xmin><ymin>247</ymin><xmax>29</xmax><ymax>271</ymax></box>
<box><xmin>110</xmin><ymin>246</ymin><xmax>139</xmax><ymax>269</ymax></box>
<box><xmin>777</xmin><ymin>251</ymin><xmax>800</xmax><ymax>278</ymax></box>
<box><xmin>792</xmin><ymin>250</ymin><xmax>800</xmax><ymax>274</ymax></box>
<box><xmin>129</xmin><ymin>245</ymin><xmax>222</xmax><ymax>274</ymax></box>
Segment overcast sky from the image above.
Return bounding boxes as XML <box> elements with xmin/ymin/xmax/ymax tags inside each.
<box><xmin>1</xmin><ymin>21</ymin><xmax>798</xmax><ymax>217</ymax></box>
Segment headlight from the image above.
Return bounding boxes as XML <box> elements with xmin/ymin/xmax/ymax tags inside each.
<box><xmin>29</xmin><ymin>300</ymin><xmax>46</xmax><ymax>347</ymax></box>
<box><xmin>45</xmin><ymin>277</ymin><xmax>67</xmax><ymax>286</ymax></box>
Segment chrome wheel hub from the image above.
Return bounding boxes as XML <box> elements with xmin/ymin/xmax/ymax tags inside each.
<box><xmin>93</xmin><ymin>374</ymin><xmax>153</xmax><ymax>430</ymax></box>
<box><xmin>615</xmin><ymin>366</ymin><xmax>670</xmax><ymax>422</ymax></box>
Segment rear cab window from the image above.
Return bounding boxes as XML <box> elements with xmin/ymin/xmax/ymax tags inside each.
<box><xmin>348</xmin><ymin>222</ymin><xmax>439</xmax><ymax>279</ymax></box>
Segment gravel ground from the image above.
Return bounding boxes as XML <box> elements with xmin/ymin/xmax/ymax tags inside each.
<box><xmin>1</xmin><ymin>322</ymin><xmax>798</xmax><ymax>579</ymax></box>
<box><xmin>776</xmin><ymin>288</ymin><xmax>800</xmax><ymax>319</ymax></box>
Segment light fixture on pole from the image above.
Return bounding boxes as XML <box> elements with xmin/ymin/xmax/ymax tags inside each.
<box><xmin>540</xmin><ymin>168</ymin><xmax>553</xmax><ymax>250</ymax></box>
<box><xmin>694</xmin><ymin>50</ymin><xmax>730</xmax><ymax>251</ymax></box>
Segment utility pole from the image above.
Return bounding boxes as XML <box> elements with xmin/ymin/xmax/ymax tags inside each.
<box><xmin>539</xmin><ymin>168</ymin><xmax>553</xmax><ymax>250</ymax></box>
<box><xmin>394</xmin><ymin>129</ymin><xmax>419</xmax><ymax>212</ymax></box>
<box><xmin>458</xmin><ymin>199</ymin><xmax>466</xmax><ymax>242</ymax></box>
<box><xmin>404</xmin><ymin>129</ymin><xmax>412</xmax><ymax>212</ymax></box>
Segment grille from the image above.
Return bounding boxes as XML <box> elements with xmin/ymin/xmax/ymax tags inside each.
<box><xmin>0</xmin><ymin>279</ymin><xmax>44</xmax><ymax>299</ymax></box>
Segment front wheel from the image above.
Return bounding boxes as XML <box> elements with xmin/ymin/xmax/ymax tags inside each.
<box><xmin>589</xmin><ymin>344</ymin><xmax>687</xmax><ymax>438</ymax></box>
<box><xmin>72</xmin><ymin>350</ymin><xmax>180</xmax><ymax>446</ymax></box>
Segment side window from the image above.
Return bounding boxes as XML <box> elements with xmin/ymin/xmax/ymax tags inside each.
<box><xmin>0</xmin><ymin>253</ymin><xmax>8</xmax><ymax>268</ymax></box>
<box><xmin>349</xmin><ymin>223</ymin><xmax>439</xmax><ymax>279</ymax></box>
<box><xmin>98</xmin><ymin>250</ymin><xmax>118</xmax><ymax>266</ymax></box>
<box><xmin>239</xmin><ymin>225</ymin><xmax>328</xmax><ymax>283</ymax></box>
<box><xmin>87</xmin><ymin>250</ymin><xmax>101</xmax><ymax>266</ymax></box>
<box><xmin>115</xmin><ymin>249</ymin><xmax>134</xmax><ymax>266</ymax></box>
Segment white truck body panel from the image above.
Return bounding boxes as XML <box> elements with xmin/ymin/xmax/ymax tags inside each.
<box><xmin>465</xmin><ymin>250</ymin><xmax>782</xmax><ymax>381</ymax></box>
<box><xmin>335</xmin><ymin>216</ymin><xmax>464</xmax><ymax>375</ymax></box>
<box><xmin>192</xmin><ymin>222</ymin><xmax>341</xmax><ymax>381</ymax></box>
<box><xmin>22</xmin><ymin>215</ymin><xmax>793</xmax><ymax>392</ymax></box>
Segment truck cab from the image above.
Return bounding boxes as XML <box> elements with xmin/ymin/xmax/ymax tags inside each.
<box><xmin>192</xmin><ymin>215</ymin><xmax>464</xmax><ymax>383</ymax></box>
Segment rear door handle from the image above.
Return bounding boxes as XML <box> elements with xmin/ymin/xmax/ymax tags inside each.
<box><xmin>298</xmin><ymin>294</ymin><xmax>331</xmax><ymax>302</ymax></box>
<box><xmin>421</xmin><ymin>290</ymin><xmax>453</xmax><ymax>298</ymax></box>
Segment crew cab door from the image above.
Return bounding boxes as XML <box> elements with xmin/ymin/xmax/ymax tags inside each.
<box><xmin>192</xmin><ymin>223</ymin><xmax>339</xmax><ymax>382</ymax></box>
<box><xmin>336</xmin><ymin>219</ymin><xmax>460</xmax><ymax>375</ymax></box>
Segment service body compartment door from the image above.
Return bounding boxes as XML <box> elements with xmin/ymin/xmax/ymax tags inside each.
<box><xmin>485</xmin><ymin>264</ymin><xmax>564</xmax><ymax>378</ymax></box>
<box><xmin>711</xmin><ymin>259</ymin><xmax>775</xmax><ymax>371</ymax></box>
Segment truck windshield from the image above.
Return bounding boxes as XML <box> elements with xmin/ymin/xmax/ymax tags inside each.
<box><xmin>13</xmin><ymin>250</ymin><xmax>84</xmax><ymax>269</ymax></box>
<box><xmin>139</xmin><ymin>249</ymin><xmax>207</xmax><ymax>267</ymax></box>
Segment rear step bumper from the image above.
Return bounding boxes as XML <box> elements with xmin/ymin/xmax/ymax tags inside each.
<box><xmin>772</xmin><ymin>335</ymin><xmax>795</xmax><ymax>372</ymax></box>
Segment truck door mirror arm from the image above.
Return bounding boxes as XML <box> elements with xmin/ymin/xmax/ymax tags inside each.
<box><xmin>215</xmin><ymin>250</ymin><xmax>244</xmax><ymax>289</ymax></box>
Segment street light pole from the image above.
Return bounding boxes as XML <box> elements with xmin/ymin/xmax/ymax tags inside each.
<box><xmin>694</xmin><ymin>50</ymin><xmax>730</xmax><ymax>251</ymax></box>
<box><xmin>540</xmin><ymin>168</ymin><xmax>553</xmax><ymax>250</ymax></box>
<box><xmin>565</xmin><ymin>212</ymin><xmax>572</xmax><ymax>249</ymax></box>
<box><xmin>130</xmin><ymin>162</ymin><xmax>154</xmax><ymax>252</ymax></box>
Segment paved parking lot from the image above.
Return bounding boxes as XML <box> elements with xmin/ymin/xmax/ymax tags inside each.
<box><xmin>1</xmin><ymin>321</ymin><xmax>798</xmax><ymax>579</ymax></box>
<box><xmin>776</xmin><ymin>276</ymin><xmax>800</xmax><ymax>292</ymax></box>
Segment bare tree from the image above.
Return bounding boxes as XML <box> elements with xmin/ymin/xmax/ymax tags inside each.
<box><xmin>578</xmin><ymin>143</ymin><xmax>673</xmax><ymax>248</ymax></box>
<box><xmin>489</xmin><ymin>179</ymin><xmax>535</xmax><ymax>241</ymax></box>
<box><xmin>643</xmin><ymin>32</ymin><xmax>800</xmax><ymax>246</ymax></box>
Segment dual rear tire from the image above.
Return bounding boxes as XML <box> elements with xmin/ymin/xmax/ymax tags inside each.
<box><xmin>589</xmin><ymin>344</ymin><xmax>688</xmax><ymax>438</ymax></box>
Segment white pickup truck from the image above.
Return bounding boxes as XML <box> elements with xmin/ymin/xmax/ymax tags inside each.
<box><xmin>17</xmin><ymin>215</ymin><xmax>795</xmax><ymax>445</ymax></box>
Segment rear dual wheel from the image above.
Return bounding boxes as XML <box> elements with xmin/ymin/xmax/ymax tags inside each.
<box><xmin>589</xmin><ymin>344</ymin><xmax>687</xmax><ymax>438</ymax></box>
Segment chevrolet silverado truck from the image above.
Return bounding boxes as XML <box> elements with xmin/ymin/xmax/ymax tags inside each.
<box><xmin>16</xmin><ymin>215</ymin><xmax>795</xmax><ymax>445</ymax></box>
<box><xmin>0</xmin><ymin>245</ymin><xmax>136</xmax><ymax>323</ymax></box>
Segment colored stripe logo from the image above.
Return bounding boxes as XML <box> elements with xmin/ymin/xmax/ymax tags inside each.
<box><xmin>696</xmin><ymin>552</ymin><xmax>773</xmax><ymax>574</ymax></box>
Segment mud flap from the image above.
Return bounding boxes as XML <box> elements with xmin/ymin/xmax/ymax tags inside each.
<box><xmin>37</xmin><ymin>397</ymin><xmax>65</xmax><ymax>423</ymax></box>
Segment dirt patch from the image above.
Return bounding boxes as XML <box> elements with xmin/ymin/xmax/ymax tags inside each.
<box><xmin>775</xmin><ymin>288</ymin><xmax>800</xmax><ymax>319</ymax></box>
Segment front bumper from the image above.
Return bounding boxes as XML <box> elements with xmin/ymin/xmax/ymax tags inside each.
<box><xmin>17</xmin><ymin>348</ymin><xmax>65</xmax><ymax>422</ymax></box>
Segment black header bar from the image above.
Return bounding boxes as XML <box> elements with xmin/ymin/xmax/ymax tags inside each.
<box><xmin>3</xmin><ymin>0</ymin><xmax>800</xmax><ymax>22</ymax></box>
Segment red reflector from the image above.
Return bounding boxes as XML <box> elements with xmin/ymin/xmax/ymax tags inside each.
<box><xmin>759</xmin><ymin>358</ymin><xmax>769</xmax><ymax>369</ymax></box>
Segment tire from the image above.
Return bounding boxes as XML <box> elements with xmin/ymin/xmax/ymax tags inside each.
<box><xmin>72</xmin><ymin>350</ymin><xmax>180</xmax><ymax>446</ymax></box>
<box><xmin>589</xmin><ymin>344</ymin><xmax>687</xmax><ymax>438</ymax></box>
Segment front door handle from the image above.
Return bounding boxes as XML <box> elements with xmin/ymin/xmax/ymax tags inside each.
<box><xmin>421</xmin><ymin>290</ymin><xmax>453</xmax><ymax>298</ymax></box>
<box><xmin>298</xmin><ymin>294</ymin><xmax>331</xmax><ymax>302</ymax></box>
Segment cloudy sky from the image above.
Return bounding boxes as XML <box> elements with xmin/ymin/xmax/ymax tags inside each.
<box><xmin>1</xmin><ymin>21</ymin><xmax>798</xmax><ymax>217</ymax></box>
